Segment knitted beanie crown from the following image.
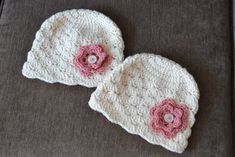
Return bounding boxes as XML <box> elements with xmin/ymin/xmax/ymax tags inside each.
<box><xmin>89</xmin><ymin>53</ymin><xmax>200</xmax><ymax>153</ymax></box>
<box><xmin>22</xmin><ymin>9</ymin><xmax>124</xmax><ymax>87</ymax></box>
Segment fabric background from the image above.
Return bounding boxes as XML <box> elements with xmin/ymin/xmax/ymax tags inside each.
<box><xmin>0</xmin><ymin>0</ymin><xmax>233</xmax><ymax>157</ymax></box>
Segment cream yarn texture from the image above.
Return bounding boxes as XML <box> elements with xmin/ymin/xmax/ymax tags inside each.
<box><xmin>21</xmin><ymin>8</ymin><xmax>200</xmax><ymax>153</ymax></box>
<box><xmin>22</xmin><ymin>9</ymin><xmax>124</xmax><ymax>87</ymax></box>
<box><xmin>89</xmin><ymin>53</ymin><xmax>200</xmax><ymax>153</ymax></box>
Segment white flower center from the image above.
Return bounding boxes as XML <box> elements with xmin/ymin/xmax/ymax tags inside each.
<box><xmin>164</xmin><ymin>113</ymin><xmax>174</xmax><ymax>123</ymax></box>
<box><xmin>87</xmin><ymin>55</ymin><xmax>97</xmax><ymax>64</ymax></box>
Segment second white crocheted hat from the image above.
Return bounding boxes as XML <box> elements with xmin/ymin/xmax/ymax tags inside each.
<box><xmin>22</xmin><ymin>9</ymin><xmax>124</xmax><ymax>87</ymax></box>
<box><xmin>89</xmin><ymin>53</ymin><xmax>199</xmax><ymax>153</ymax></box>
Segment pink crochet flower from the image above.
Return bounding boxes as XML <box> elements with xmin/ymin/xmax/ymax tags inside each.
<box><xmin>73</xmin><ymin>44</ymin><xmax>111</xmax><ymax>76</ymax></box>
<box><xmin>149</xmin><ymin>99</ymin><xmax>188</xmax><ymax>139</ymax></box>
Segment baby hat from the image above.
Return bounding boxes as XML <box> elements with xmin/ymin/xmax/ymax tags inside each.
<box><xmin>89</xmin><ymin>53</ymin><xmax>199</xmax><ymax>153</ymax></box>
<box><xmin>22</xmin><ymin>9</ymin><xmax>124</xmax><ymax>87</ymax></box>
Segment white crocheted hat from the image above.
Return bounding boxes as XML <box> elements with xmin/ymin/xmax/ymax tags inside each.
<box><xmin>22</xmin><ymin>9</ymin><xmax>124</xmax><ymax>87</ymax></box>
<box><xmin>89</xmin><ymin>53</ymin><xmax>199</xmax><ymax>153</ymax></box>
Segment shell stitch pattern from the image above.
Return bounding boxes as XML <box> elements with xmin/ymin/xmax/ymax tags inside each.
<box><xmin>89</xmin><ymin>53</ymin><xmax>200</xmax><ymax>153</ymax></box>
<box><xmin>22</xmin><ymin>9</ymin><xmax>124</xmax><ymax>87</ymax></box>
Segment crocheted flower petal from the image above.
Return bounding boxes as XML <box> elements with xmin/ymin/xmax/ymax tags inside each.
<box><xmin>74</xmin><ymin>57</ymin><xmax>92</xmax><ymax>72</ymax></box>
<box><xmin>162</xmin><ymin>123</ymin><xmax>174</xmax><ymax>132</ymax></box>
<box><xmin>92</xmin><ymin>53</ymin><xmax>107</xmax><ymax>69</ymax></box>
<box><xmin>89</xmin><ymin>45</ymin><xmax>103</xmax><ymax>52</ymax></box>
<box><xmin>79</xmin><ymin>69</ymin><xmax>92</xmax><ymax>77</ymax></box>
<box><xmin>161</xmin><ymin>103</ymin><xmax>174</xmax><ymax>113</ymax></box>
<box><xmin>174</xmin><ymin>107</ymin><xmax>184</xmax><ymax>117</ymax></box>
<box><xmin>170</xmin><ymin>117</ymin><xmax>182</xmax><ymax>128</ymax></box>
<box><xmin>163</xmin><ymin>129</ymin><xmax>176</xmax><ymax>139</ymax></box>
<box><xmin>149</xmin><ymin>120</ymin><xmax>159</xmax><ymax>131</ymax></box>
<box><xmin>149</xmin><ymin>106</ymin><xmax>157</xmax><ymax>117</ymax></box>
<box><xmin>161</xmin><ymin>98</ymin><xmax>175</xmax><ymax>106</ymax></box>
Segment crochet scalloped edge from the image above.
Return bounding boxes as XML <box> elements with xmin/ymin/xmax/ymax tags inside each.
<box><xmin>88</xmin><ymin>53</ymin><xmax>200</xmax><ymax>153</ymax></box>
<box><xmin>22</xmin><ymin>9</ymin><xmax>125</xmax><ymax>88</ymax></box>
